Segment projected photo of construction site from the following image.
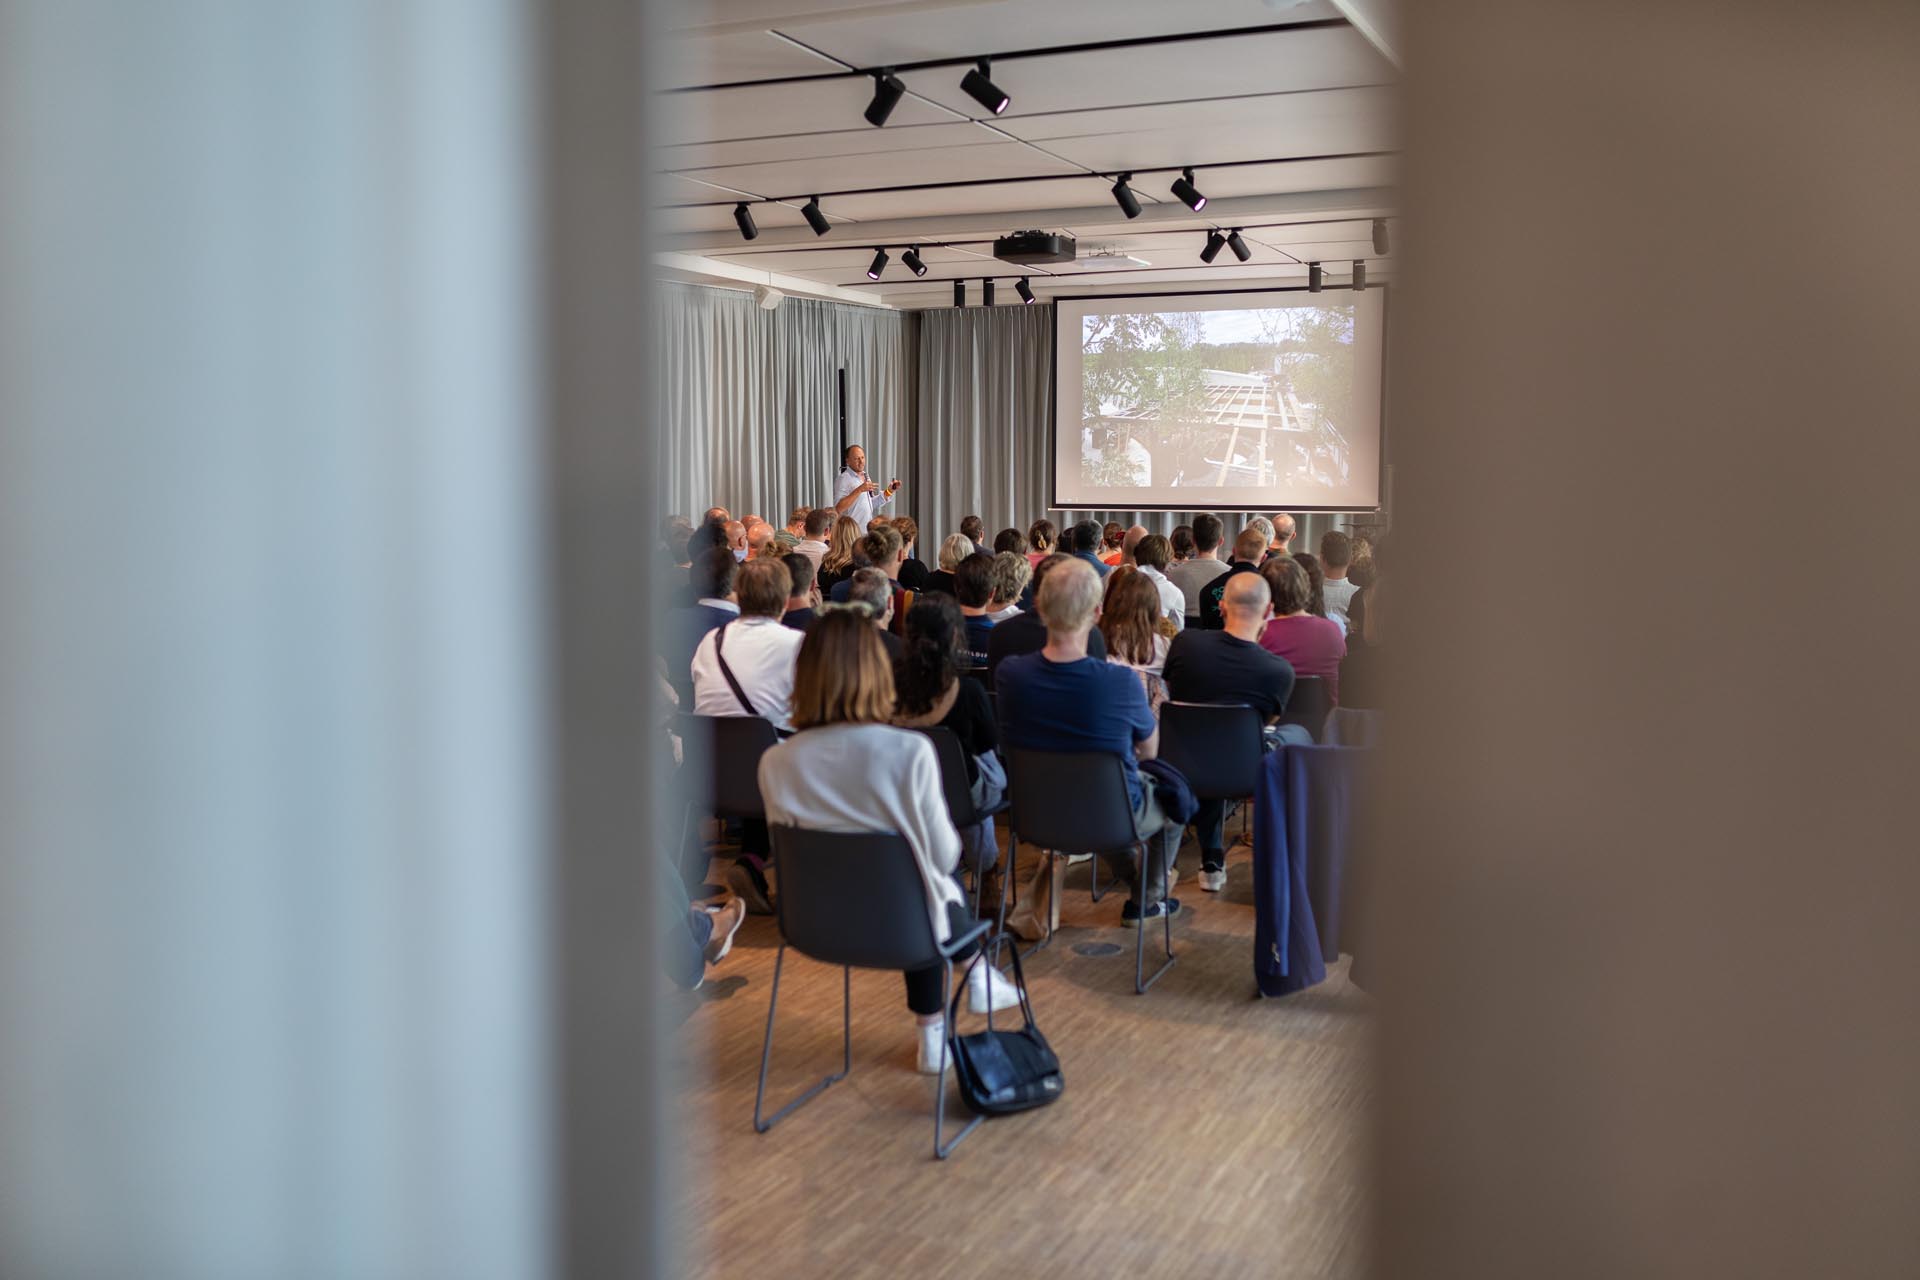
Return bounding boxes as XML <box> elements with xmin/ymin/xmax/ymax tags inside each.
<box><xmin>1078</xmin><ymin>305</ymin><xmax>1356</xmax><ymax>491</ymax></box>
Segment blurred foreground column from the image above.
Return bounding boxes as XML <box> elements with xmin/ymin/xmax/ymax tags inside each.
<box><xmin>1372</xmin><ymin>4</ymin><xmax>1920</xmax><ymax>1278</ymax></box>
<box><xmin>0</xmin><ymin>2</ymin><xmax>656</xmax><ymax>1277</ymax></box>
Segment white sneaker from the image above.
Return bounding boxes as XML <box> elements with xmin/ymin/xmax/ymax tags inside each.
<box><xmin>965</xmin><ymin>956</ymin><xmax>1023</xmax><ymax>1015</ymax></box>
<box><xmin>1200</xmin><ymin>864</ymin><xmax>1227</xmax><ymax>892</ymax></box>
<box><xmin>916</xmin><ymin>1019</ymin><xmax>951</xmax><ymax>1075</ymax></box>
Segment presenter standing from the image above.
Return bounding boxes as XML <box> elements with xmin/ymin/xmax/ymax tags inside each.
<box><xmin>832</xmin><ymin>444</ymin><xmax>898</xmax><ymax>527</ymax></box>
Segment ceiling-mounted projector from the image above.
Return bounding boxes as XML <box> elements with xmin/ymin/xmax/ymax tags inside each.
<box><xmin>993</xmin><ymin>230</ymin><xmax>1076</xmax><ymax>265</ymax></box>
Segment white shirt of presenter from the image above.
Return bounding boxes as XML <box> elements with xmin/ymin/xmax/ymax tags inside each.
<box><xmin>833</xmin><ymin>443</ymin><xmax>896</xmax><ymax>528</ymax></box>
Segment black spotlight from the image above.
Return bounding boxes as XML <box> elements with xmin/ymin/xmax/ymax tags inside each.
<box><xmin>801</xmin><ymin>196</ymin><xmax>830</xmax><ymax>236</ymax></box>
<box><xmin>1170</xmin><ymin>167</ymin><xmax>1207</xmax><ymax>212</ymax></box>
<box><xmin>1352</xmin><ymin>261</ymin><xmax>1367</xmax><ymax>291</ymax></box>
<box><xmin>1111</xmin><ymin>173</ymin><xmax>1142</xmax><ymax>219</ymax></box>
<box><xmin>901</xmin><ymin>246</ymin><xmax>927</xmax><ymax>277</ymax></box>
<box><xmin>954</xmin><ymin>280</ymin><xmax>966</xmax><ymax>308</ymax></box>
<box><xmin>960</xmin><ymin>59</ymin><xmax>1010</xmax><ymax>115</ymax></box>
<box><xmin>1227</xmin><ymin>229</ymin><xmax>1252</xmax><ymax>262</ymax></box>
<box><xmin>1372</xmin><ymin>218</ymin><xmax>1389</xmax><ymax>255</ymax></box>
<box><xmin>733</xmin><ymin>202</ymin><xmax>759</xmax><ymax>241</ymax></box>
<box><xmin>866</xmin><ymin>247</ymin><xmax>889</xmax><ymax>280</ymax></box>
<box><xmin>982</xmin><ymin>278</ymin><xmax>996</xmax><ymax>306</ymax></box>
<box><xmin>864</xmin><ymin>71</ymin><xmax>906</xmax><ymax>127</ymax></box>
<box><xmin>1015</xmin><ymin>277</ymin><xmax>1035</xmax><ymax>304</ymax></box>
<box><xmin>1199</xmin><ymin>230</ymin><xmax>1227</xmax><ymax>264</ymax></box>
<box><xmin>1308</xmin><ymin>262</ymin><xmax>1324</xmax><ymax>292</ymax></box>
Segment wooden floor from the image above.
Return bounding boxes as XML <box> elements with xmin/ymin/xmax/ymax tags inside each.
<box><xmin>669</xmin><ymin>830</ymin><xmax>1373</xmax><ymax>1280</ymax></box>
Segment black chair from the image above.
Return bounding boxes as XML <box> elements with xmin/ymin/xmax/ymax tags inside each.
<box><xmin>675</xmin><ymin>714</ymin><xmax>780</xmax><ymax>883</ymax></box>
<box><xmin>913</xmin><ymin>726</ymin><xmax>1009</xmax><ymax>915</ymax></box>
<box><xmin>1003</xmin><ymin>748</ymin><xmax>1176</xmax><ymax>993</ymax></box>
<box><xmin>1278</xmin><ymin>674</ymin><xmax>1334</xmax><ymax>741</ymax></box>
<box><xmin>753</xmin><ymin>825</ymin><xmax>992</xmax><ymax>1160</ymax></box>
<box><xmin>1157</xmin><ymin>701</ymin><xmax>1265</xmax><ymax>853</ymax></box>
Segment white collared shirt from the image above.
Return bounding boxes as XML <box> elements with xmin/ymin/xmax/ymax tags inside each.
<box><xmin>834</xmin><ymin>468</ymin><xmax>893</xmax><ymax>528</ymax></box>
<box><xmin>690</xmin><ymin>614</ymin><xmax>804</xmax><ymax>731</ymax></box>
<box><xmin>1137</xmin><ymin>564</ymin><xmax>1187</xmax><ymax>632</ymax></box>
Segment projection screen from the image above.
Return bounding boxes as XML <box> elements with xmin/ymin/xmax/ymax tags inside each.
<box><xmin>1052</xmin><ymin>289</ymin><xmax>1386</xmax><ymax>511</ymax></box>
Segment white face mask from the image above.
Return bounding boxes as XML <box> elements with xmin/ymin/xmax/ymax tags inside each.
<box><xmin>732</xmin><ymin>548</ymin><xmax>748</xmax><ymax>562</ymax></box>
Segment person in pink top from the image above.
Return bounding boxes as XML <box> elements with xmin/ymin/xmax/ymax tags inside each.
<box><xmin>1025</xmin><ymin>517</ymin><xmax>1057</xmax><ymax>568</ymax></box>
<box><xmin>1257</xmin><ymin>555</ymin><xmax>1348</xmax><ymax>702</ymax></box>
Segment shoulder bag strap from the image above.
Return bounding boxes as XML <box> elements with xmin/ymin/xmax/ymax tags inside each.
<box><xmin>712</xmin><ymin>622</ymin><xmax>762</xmax><ymax>719</ymax></box>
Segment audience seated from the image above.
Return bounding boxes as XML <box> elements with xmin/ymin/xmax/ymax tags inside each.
<box><xmin>892</xmin><ymin>594</ymin><xmax>1005</xmax><ymax>903</ymax></box>
<box><xmin>1119</xmin><ymin>523</ymin><xmax>1148</xmax><ymax>567</ymax></box>
<box><xmin>952</xmin><ymin>552</ymin><xmax>997</xmax><ymax>665</ymax></box>
<box><xmin>959</xmin><ymin>515</ymin><xmax>986</xmax><ymax>554</ymax></box>
<box><xmin>1099</xmin><ymin>521</ymin><xmax>1126</xmax><ymax>565</ymax></box>
<box><xmin>1347</xmin><ymin>535</ymin><xmax>1384</xmax><ymax>648</ymax></box>
<box><xmin>1167</xmin><ymin>513</ymin><xmax>1228</xmax><ymax>624</ymax></box>
<box><xmin>666</xmin><ymin>547</ymin><xmax>740</xmax><ymax>702</ymax></box>
<box><xmin>1293</xmin><ymin>551</ymin><xmax>1330</xmax><ymax>620</ymax></box>
<box><xmin>687</xmin><ymin>513</ymin><xmax>729</xmax><ymax>560</ymax></box>
<box><xmin>1067</xmin><ymin>520</ymin><xmax>1113</xmax><ymax>578</ymax></box>
<box><xmin>1169</xmin><ymin>523</ymin><xmax>1196</xmax><ymax>563</ymax></box>
<box><xmin>1198</xmin><ymin>525</ymin><xmax>1270</xmax><ymax>630</ymax></box>
<box><xmin>817</xmin><ymin>515</ymin><xmax>862</xmax><ymax>594</ymax></box>
<box><xmin>746</xmin><ymin>521</ymin><xmax>776</xmax><ymax>560</ymax></box>
<box><xmin>756</xmin><ymin>611</ymin><xmax>1020</xmax><ymax>1075</ymax></box>
<box><xmin>828</xmin><ymin>529</ymin><xmax>900</xmax><ymax>602</ymax></box>
<box><xmin>844</xmin><ymin>567</ymin><xmax>906</xmax><ymax>662</ymax></box>
<box><xmin>992</xmin><ymin>527</ymin><xmax>1028</xmax><ymax>557</ymax></box>
<box><xmin>1258</xmin><ymin>555</ymin><xmax>1347</xmax><ymax>702</ymax></box>
<box><xmin>986</xmin><ymin>551</ymin><xmax>1031</xmax><ymax>622</ymax></box>
<box><xmin>893</xmin><ymin>515</ymin><xmax>929</xmax><ymax>590</ymax></box>
<box><xmin>1318</xmin><ymin>530</ymin><xmax>1358</xmax><ymax>628</ymax></box>
<box><xmin>1100</xmin><ymin>566</ymin><xmax>1173</xmax><ymax>715</ymax></box>
<box><xmin>1130</xmin><ymin>533</ymin><xmax>1186</xmax><ymax>633</ymax></box>
<box><xmin>703</xmin><ymin>506</ymin><xmax>730</xmax><ymax>524</ymax></box>
<box><xmin>780</xmin><ymin>552</ymin><xmax>817</xmax><ymax>631</ymax></box>
<box><xmin>794</xmin><ymin>507</ymin><xmax>835</xmax><ymax>578</ymax></box>
<box><xmin>924</xmin><ymin>532</ymin><xmax>971</xmax><ymax>596</ymax></box>
<box><xmin>1025</xmin><ymin>518</ymin><xmax>1056</xmax><ymax>566</ymax></box>
<box><xmin>724</xmin><ymin>520</ymin><xmax>748</xmax><ymax>560</ymax></box>
<box><xmin>1162</xmin><ymin>571</ymin><xmax>1306</xmax><ymax>892</ymax></box>
<box><xmin>986</xmin><ymin>552</ymin><xmax>1106</xmax><ymax>678</ymax></box>
<box><xmin>691</xmin><ymin>557</ymin><xmax>804</xmax><ymax>735</ymax></box>
<box><xmin>773</xmin><ymin>506</ymin><xmax>807</xmax><ymax>551</ymax></box>
<box><xmin>996</xmin><ymin>559</ymin><xmax>1182</xmax><ymax>931</ymax></box>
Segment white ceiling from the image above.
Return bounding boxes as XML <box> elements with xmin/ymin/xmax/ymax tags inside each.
<box><xmin>654</xmin><ymin>0</ymin><xmax>1400</xmax><ymax>308</ymax></box>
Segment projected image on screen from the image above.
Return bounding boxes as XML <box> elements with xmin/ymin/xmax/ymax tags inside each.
<box><xmin>1053</xmin><ymin>290</ymin><xmax>1385</xmax><ymax>511</ymax></box>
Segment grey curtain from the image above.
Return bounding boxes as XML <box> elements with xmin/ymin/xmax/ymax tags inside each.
<box><xmin>653</xmin><ymin>283</ymin><xmax>912</xmax><ymax>524</ymax></box>
<box><xmin>913</xmin><ymin>304</ymin><xmax>1377</xmax><ymax>551</ymax></box>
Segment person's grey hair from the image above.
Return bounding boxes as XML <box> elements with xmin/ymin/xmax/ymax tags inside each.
<box><xmin>987</xmin><ymin>550</ymin><xmax>1032</xmax><ymax>605</ymax></box>
<box><xmin>1035</xmin><ymin>557</ymin><xmax>1102</xmax><ymax>632</ymax></box>
<box><xmin>1248</xmin><ymin>515</ymin><xmax>1275</xmax><ymax>546</ymax></box>
<box><xmin>937</xmin><ymin>532</ymin><xmax>973</xmax><ymax>572</ymax></box>
<box><xmin>846</xmin><ymin>567</ymin><xmax>892</xmax><ymax>617</ymax></box>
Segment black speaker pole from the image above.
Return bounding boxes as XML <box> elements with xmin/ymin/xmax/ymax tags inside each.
<box><xmin>837</xmin><ymin>367</ymin><xmax>848</xmax><ymax>461</ymax></box>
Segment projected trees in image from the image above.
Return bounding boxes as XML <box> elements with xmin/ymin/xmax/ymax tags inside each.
<box><xmin>1080</xmin><ymin>304</ymin><xmax>1356</xmax><ymax>492</ymax></box>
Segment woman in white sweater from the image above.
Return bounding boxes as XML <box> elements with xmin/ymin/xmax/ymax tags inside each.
<box><xmin>757</xmin><ymin>609</ymin><xmax>1021</xmax><ymax>1074</ymax></box>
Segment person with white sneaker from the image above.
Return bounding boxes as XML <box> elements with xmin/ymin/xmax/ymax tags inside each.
<box><xmin>757</xmin><ymin>610</ymin><xmax>1022</xmax><ymax>1075</ymax></box>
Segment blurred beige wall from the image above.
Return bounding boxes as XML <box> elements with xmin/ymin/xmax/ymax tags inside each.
<box><xmin>1372</xmin><ymin>3</ymin><xmax>1920</xmax><ymax>1277</ymax></box>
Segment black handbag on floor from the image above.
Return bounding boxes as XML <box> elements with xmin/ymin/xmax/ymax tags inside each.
<box><xmin>946</xmin><ymin>937</ymin><xmax>1063</xmax><ymax>1115</ymax></box>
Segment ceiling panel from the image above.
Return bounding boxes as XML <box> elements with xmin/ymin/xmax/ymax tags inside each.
<box><xmin>667</xmin><ymin>76</ymin><xmax>962</xmax><ymax>146</ymax></box>
<box><xmin>1192</xmin><ymin>155</ymin><xmax>1399</xmax><ymax>199</ymax></box>
<box><xmin>655</xmin><ymin>120</ymin><xmax>991</xmax><ymax>173</ymax></box>
<box><xmin>703</xmin><ymin>244</ymin><xmax>1000</xmax><ymax>274</ymax></box>
<box><xmin>818</xmin><ymin>175</ymin><xmax>1117</xmax><ymax>222</ymax></box>
<box><xmin>672</xmin><ymin>138</ymin><xmax>1085</xmax><ymax>202</ymax></box>
<box><xmin>767</xmin><ymin>0</ymin><xmax>1344</xmax><ymax>69</ymax></box>
<box><xmin>1009</xmin><ymin>86</ymin><xmax>1396</xmax><ymax>173</ymax></box>
<box><xmin>884</xmin><ymin>26</ymin><xmax>1392</xmax><ymax>122</ymax></box>
<box><xmin>657</xmin><ymin>30</ymin><xmax>845</xmax><ymax>89</ymax></box>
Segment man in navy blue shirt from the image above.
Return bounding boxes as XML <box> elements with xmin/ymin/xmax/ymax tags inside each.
<box><xmin>952</xmin><ymin>551</ymin><xmax>998</xmax><ymax>665</ymax></box>
<box><xmin>997</xmin><ymin>558</ymin><xmax>1181</xmax><ymax>927</ymax></box>
<box><xmin>1065</xmin><ymin>519</ymin><xmax>1113</xmax><ymax>579</ymax></box>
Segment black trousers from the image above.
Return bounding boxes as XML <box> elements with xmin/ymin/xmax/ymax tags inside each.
<box><xmin>903</xmin><ymin>900</ymin><xmax>984</xmax><ymax>1016</ymax></box>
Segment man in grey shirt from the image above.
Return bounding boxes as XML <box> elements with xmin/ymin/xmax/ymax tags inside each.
<box><xmin>1165</xmin><ymin>512</ymin><xmax>1231</xmax><ymax>623</ymax></box>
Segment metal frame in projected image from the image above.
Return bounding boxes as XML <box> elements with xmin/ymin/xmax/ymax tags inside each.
<box><xmin>1047</xmin><ymin>284</ymin><xmax>1389</xmax><ymax>514</ymax></box>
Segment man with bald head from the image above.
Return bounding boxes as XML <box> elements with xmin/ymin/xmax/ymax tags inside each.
<box><xmin>1269</xmin><ymin>513</ymin><xmax>1296</xmax><ymax>557</ymax></box>
<box><xmin>723</xmin><ymin>520</ymin><xmax>747</xmax><ymax>561</ymax></box>
<box><xmin>1163</xmin><ymin>570</ymin><xmax>1308</xmax><ymax>892</ymax></box>
<box><xmin>1118</xmin><ymin>524</ymin><xmax>1149</xmax><ymax>566</ymax></box>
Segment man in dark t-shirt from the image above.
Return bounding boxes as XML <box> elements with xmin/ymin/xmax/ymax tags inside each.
<box><xmin>1163</xmin><ymin>569</ymin><xmax>1306</xmax><ymax>892</ymax></box>
<box><xmin>986</xmin><ymin>553</ymin><xmax>1105</xmax><ymax>680</ymax></box>
<box><xmin>1197</xmin><ymin>524</ymin><xmax>1272</xmax><ymax>630</ymax></box>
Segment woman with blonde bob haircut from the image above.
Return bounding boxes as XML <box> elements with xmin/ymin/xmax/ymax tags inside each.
<box><xmin>756</xmin><ymin>610</ymin><xmax>1022</xmax><ymax>1074</ymax></box>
